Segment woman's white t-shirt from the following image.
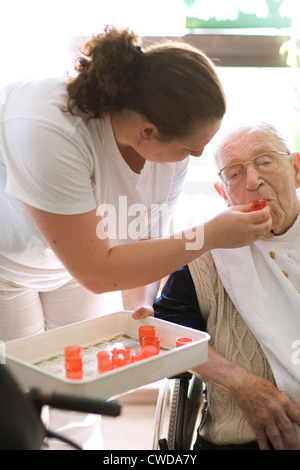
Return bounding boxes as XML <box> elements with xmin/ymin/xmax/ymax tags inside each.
<box><xmin>0</xmin><ymin>77</ymin><xmax>189</xmax><ymax>291</ymax></box>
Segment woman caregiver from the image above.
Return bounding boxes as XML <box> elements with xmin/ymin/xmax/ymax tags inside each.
<box><xmin>0</xmin><ymin>25</ymin><xmax>272</xmax><ymax>450</ymax></box>
<box><xmin>0</xmin><ymin>25</ymin><xmax>271</xmax><ymax>342</ymax></box>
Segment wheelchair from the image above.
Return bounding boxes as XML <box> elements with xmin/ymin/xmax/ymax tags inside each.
<box><xmin>0</xmin><ymin>365</ymin><xmax>122</xmax><ymax>450</ymax></box>
<box><xmin>1</xmin><ymin>364</ymin><xmax>204</xmax><ymax>451</ymax></box>
<box><xmin>152</xmin><ymin>372</ymin><xmax>207</xmax><ymax>450</ymax></box>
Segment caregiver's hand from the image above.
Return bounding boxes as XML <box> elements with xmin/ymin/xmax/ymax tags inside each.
<box><xmin>206</xmin><ymin>204</ymin><xmax>272</xmax><ymax>250</ymax></box>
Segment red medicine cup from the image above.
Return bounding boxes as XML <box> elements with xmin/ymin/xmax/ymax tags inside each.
<box><xmin>142</xmin><ymin>345</ymin><xmax>160</xmax><ymax>357</ymax></box>
<box><xmin>176</xmin><ymin>337</ymin><xmax>194</xmax><ymax>347</ymax></box>
<box><xmin>131</xmin><ymin>349</ymin><xmax>146</xmax><ymax>362</ymax></box>
<box><xmin>65</xmin><ymin>345</ymin><xmax>83</xmax><ymax>379</ymax></box>
<box><xmin>97</xmin><ymin>350</ymin><xmax>113</xmax><ymax>373</ymax></box>
<box><xmin>250</xmin><ymin>199</ymin><xmax>268</xmax><ymax>211</ymax></box>
<box><xmin>141</xmin><ymin>336</ymin><xmax>160</xmax><ymax>355</ymax></box>
<box><xmin>112</xmin><ymin>346</ymin><xmax>132</xmax><ymax>368</ymax></box>
<box><xmin>138</xmin><ymin>325</ymin><xmax>156</xmax><ymax>346</ymax></box>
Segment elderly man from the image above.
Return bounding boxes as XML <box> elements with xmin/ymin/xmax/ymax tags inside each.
<box><xmin>135</xmin><ymin>122</ymin><xmax>300</xmax><ymax>450</ymax></box>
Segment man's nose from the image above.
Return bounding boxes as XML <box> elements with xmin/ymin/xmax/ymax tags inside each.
<box><xmin>244</xmin><ymin>163</ymin><xmax>264</xmax><ymax>189</ymax></box>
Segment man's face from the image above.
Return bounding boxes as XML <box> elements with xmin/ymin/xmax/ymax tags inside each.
<box><xmin>216</xmin><ymin>128</ymin><xmax>300</xmax><ymax>235</ymax></box>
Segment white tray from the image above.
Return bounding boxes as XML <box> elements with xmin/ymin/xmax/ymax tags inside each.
<box><xmin>5</xmin><ymin>311</ymin><xmax>210</xmax><ymax>400</ymax></box>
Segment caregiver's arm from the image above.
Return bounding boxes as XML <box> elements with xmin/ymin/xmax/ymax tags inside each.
<box><xmin>24</xmin><ymin>203</ymin><xmax>271</xmax><ymax>294</ymax></box>
<box><xmin>191</xmin><ymin>346</ymin><xmax>300</xmax><ymax>451</ymax></box>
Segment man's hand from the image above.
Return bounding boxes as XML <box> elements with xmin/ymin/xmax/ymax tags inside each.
<box><xmin>192</xmin><ymin>346</ymin><xmax>300</xmax><ymax>450</ymax></box>
<box><xmin>132</xmin><ymin>308</ymin><xmax>300</xmax><ymax>450</ymax></box>
<box><xmin>231</xmin><ymin>373</ymin><xmax>300</xmax><ymax>450</ymax></box>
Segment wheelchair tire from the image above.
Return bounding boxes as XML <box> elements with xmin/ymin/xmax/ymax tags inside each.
<box><xmin>167</xmin><ymin>378</ymin><xmax>180</xmax><ymax>450</ymax></box>
<box><xmin>167</xmin><ymin>376</ymin><xmax>204</xmax><ymax>450</ymax></box>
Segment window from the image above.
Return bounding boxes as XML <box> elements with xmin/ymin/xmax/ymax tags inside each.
<box><xmin>1</xmin><ymin>1</ymin><xmax>299</xmax><ymax>223</ymax></box>
<box><xmin>185</xmin><ymin>0</ymin><xmax>293</xmax><ymax>30</ymax></box>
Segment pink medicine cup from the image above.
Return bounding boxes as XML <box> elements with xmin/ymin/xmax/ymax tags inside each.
<box><xmin>175</xmin><ymin>337</ymin><xmax>194</xmax><ymax>347</ymax></box>
<box><xmin>97</xmin><ymin>350</ymin><xmax>113</xmax><ymax>373</ymax></box>
<box><xmin>112</xmin><ymin>346</ymin><xmax>132</xmax><ymax>368</ymax></box>
<box><xmin>138</xmin><ymin>325</ymin><xmax>156</xmax><ymax>345</ymax></box>
<box><xmin>142</xmin><ymin>345</ymin><xmax>160</xmax><ymax>358</ymax></box>
<box><xmin>65</xmin><ymin>345</ymin><xmax>83</xmax><ymax>379</ymax></box>
<box><xmin>141</xmin><ymin>336</ymin><xmax>160</xmax><ymax>354</ymax></box>
<box><xmin>131</xmin><ymin>349</ymin><xmax>146</xmax><ymax>362</ymax></box>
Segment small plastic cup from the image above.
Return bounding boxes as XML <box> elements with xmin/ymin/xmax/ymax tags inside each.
<box><xmin>250</xmin><ymin>199</ymin><xmax>268</xmax><ymax>211</ymax></box>
<box><xmin>138</xmin><ymin>325</ymin><xmax>156</xmax><ymax>346</ymax></box>
<box><xmin>112</xmin><ymin>346</ymin><xmax>132</xmax><ymax>368</ymax></box>
<box><xmin>142</xmin><ymin>336</ymin><xmax>160</xmax><ymax>355</ymax></box>
<box><xmin>143</xmin><ymin>345</ymin><xmax>160</xmax><ymax>357</ymax></box>
<box><xmin>65</xmin><ymin>345</ymin><xmax>83</xmax><ymax>379</ymax></box>
<box><xmin>131</xmin><ymin>349</ymin><xmax>146</xmax><ymax>362</ymax></box>
<box><xmin>97</xmin><ymin>350</ymin><xmax>113</xmax><ymax>373</ymax></box>
<box><xmin>176</xmin><ymin>337</ymin><xmax>194</xmax><ymax>347</ymax></box>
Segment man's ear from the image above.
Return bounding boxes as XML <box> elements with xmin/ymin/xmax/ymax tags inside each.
<box><xmin>293</xmin><ymin>152</ymin><xmax>300</xmax><ymax>188</ymax></box>
<box><xmin>214</xmin><ymin>181</ymin><xmax>230</xmax><ymax>206</ymax></box>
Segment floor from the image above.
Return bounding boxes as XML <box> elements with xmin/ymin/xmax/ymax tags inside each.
<box><xmin>102</xmin><ymin>403</ymin><xmax>163</xmax><ymax>450</ymax></box>
<box><xmin>101</xmin><ymin>382</ymin><xmax>170</xmax><ymax>450</ymax></box>
<box><xmin>44</xmin><ymin>380</ymin><xmax>201</xmax><ymax>451</ymax></box>
<box><xmin>101</xmin><ymin>380</ymin><xmax>202</xmax><ymax>451</ymax></box>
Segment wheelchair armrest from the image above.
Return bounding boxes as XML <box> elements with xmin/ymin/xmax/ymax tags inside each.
<box><xmin>167</xmin><ymin>372</ymin><xmax>193</xmax><ymax>381</ymax></box>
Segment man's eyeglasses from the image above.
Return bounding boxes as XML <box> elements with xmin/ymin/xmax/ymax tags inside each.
<box><xmin>218</xmin><ymin>151</ymin><xmax>291</xmax><ymax>187</ymax></box>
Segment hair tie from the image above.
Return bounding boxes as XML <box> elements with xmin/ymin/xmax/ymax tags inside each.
<box><xmin>134</xmin><ymin>45</ymin><xmax>144</xmax><ymax>57</ymax></box>
<box><xmin>131</xmin><ymin>45</ymin><xmax>144</xmax><ymax>77</ymax></box>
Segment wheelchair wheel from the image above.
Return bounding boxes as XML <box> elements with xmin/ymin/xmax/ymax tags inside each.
<box><xmin>183</xmin><ymin>376</ymin><xmax>204</xmax><ymax>449</ymax></box>
<box><xmin>167</xmin><ymin>378</ymin><xmax>180</xmax><ymax>450</ymax></box>
<box><xmin>167</xmin><ymin>375</ymin><xmax>204</xmax><ymax>450</ymax></box>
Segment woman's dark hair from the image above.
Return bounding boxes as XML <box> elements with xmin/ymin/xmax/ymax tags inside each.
<box><xmin>66</xmin><ymin>25</ymin><xmax>226</xmax><ymax>140</ymax></box>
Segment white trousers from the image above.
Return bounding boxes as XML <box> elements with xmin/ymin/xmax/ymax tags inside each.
<box><xmin>0</xmin><ymin>278</ymin><xmax>123</xmax><ymax>341</ymax></box>
<box><xmin>0</xmin><ymin>279</ymin><xmax>122</xmax><ymax>450</ymax></box>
